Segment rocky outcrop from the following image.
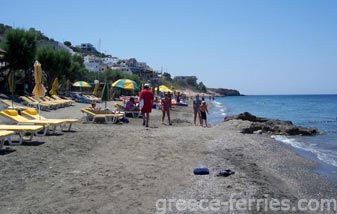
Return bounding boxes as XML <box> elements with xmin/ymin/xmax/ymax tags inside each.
<box><xmin>207</xmin><ymin>88</ymin><xmax>241</xmax><ymax>96</ymax></box>
<box><xmin>224</xmin><ymin>112</ymin><xmax>318</xmax><ymax>136</ymax></box>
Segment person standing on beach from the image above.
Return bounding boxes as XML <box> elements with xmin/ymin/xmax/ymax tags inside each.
<box><xmin>193</xmin><ymin>94</ymin><xmax>202</xmax><ymax>126</ymax></box>
<box><xmin>139</xmin><ymin>83</ymin><xmax>153</xmax><ymax>127</ymax></box>
<box><xmin>161</xmin><ymin>93</ymin><xmax>172</xmax><ymax>125</ymax></box>
<box><xmin>199</xmin><ymin>101</ymin><xmax>209</xmax><ymax>127</ymax></box>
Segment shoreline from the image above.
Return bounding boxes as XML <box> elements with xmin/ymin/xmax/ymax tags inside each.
<box><xmin>0</xmin><ymin>101</ymin><xmax>336</xmax><ymax>213</ymax></box>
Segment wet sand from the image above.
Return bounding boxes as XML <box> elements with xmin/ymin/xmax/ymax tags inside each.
<box><xmin>0</xmin><ymin>101</ymin><xmax>336</xmax><ymax>213</ymax></box>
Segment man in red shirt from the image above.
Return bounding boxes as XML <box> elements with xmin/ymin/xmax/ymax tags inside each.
<box><xmin>139</xmin><ymin>83</ymin><xmax>153</xmax><ymax>127</ymax></box>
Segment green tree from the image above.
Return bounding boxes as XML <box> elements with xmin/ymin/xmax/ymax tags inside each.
<box><xmin>198</xmin><ymin>82</ymin><xmax>207</xmax><ymax>92</ymax></box>
<box><xmin>162</xmin><ymin>72</ymin><xmax>172</xmax><ymax>81</ymax></box>
<box><xmin>36</xmin><ymin>46</ymin><xmax>72</xmax><ymax>89</ymax></box>
<box><xmin>64</xmin><ymin>41</ymin><xmax>72</xmax><ymax>47</ymax></box>
<box><xmin>1</xmin><ymin>28</ymin><xmax>37</xmax><ymax>92</ymax></box>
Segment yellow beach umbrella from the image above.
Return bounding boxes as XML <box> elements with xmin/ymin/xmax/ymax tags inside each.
<box><xmin>8</xmin><ymin>71</ymin><xmax>14</xmax><ymax>93</ymax></box>
<box><xmin>111</xmin><ymin>79</ymin><xmax>139</xmax><ymax>91</ymax></box>
<box><xmin>32</xmin><ymin>60</ymin><xmax>45</xmax><ymax>97</ymax></box>
<box><xmin>159</xmin><ymin>85</ymin><xmax>173</xmax><ymax>93</ymax></box>
<box><xmin>49</xmin><ymin>77</ymin><xmax>59</xmax><ymax>96</ymax></box>
<box><xmin>92</xmin><ymin>82</ymin><xmax>99</xmax><ymax>96</ymax></box>
<box><xmin>32</xmin><ymin>60</ymin><xmax>45</xmax><ymax>118</ymax></box>
<box><xmin>73</xmin><ymin>81</ymin><xmax>92</xmax><ymax>87</ymax></box>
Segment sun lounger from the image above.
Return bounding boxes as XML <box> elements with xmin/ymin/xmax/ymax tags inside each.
<box><xmin>28</xmin><ymin>96</ymin><xmax>61</xmax><ymax>109</ymax></box>
<box><xmin>21</xmin><ymin>108</ymin><xmax>80</xmax><ymax>131</ymax></box>
<box><xmin>0</xmin><ymin>109</ymin><xmax>64</xmax><ymax>135</ymax></box>
<box><xmin>19</xmin><ymin>96</ymin><xmax>53</xmax><ymax>110</ymax></box>
<box><xmin>0</xmin><ymin>125</ymin><xmax>43</xmax><ymax>145</ymax></box>
<box><xmin>1</xmin><ymin>99</ymin><xmax>30</xmax><ymax>110</ymax></box>
<box><xmin>51</xmin><ymin>95</ymin><xmax>74</xmax><ymax>106</ymax></box>
<box><xmin>114</xmin><ymin>103</ymin><xmax>141</xmax><ymax>118</ymax></box>
<box><xmin>80</xmin><ymin>108</ymin><xmax>124</xmax><ymax>124</ymax></box>
<box><xmin>0</xmin><ymin>130</ymin><xmax>15</xmax><ymax>149</ymax></box>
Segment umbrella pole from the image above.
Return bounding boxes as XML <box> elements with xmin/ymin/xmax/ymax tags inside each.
<box><xmin>38</xmin><ymin>102</ymin><xmax>41</xmax><ymax>120</ymax></box>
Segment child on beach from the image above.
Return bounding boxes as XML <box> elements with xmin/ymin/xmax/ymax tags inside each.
<box><xmin>161</xmin><ymin>93</ymin><xmax>172</xmax><ymax>125</ymax></box>
<box><xmin>199</xmin><ymin>101</ymin><xmax>209</xmax><ymax>127</ymax></box>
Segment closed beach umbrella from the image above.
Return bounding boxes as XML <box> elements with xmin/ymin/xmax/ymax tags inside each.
<box><xmin>32</xmin><ymin>60</ymin><xmax>45</xmax><ymax>118</ymax></box>
<box><xmin>159</xmin><ymin>85</ymin><xmax>173</xmax><ymax>93</ymax></box>
<box><xmin>112</xmin><ymin>79</ymin><xmax>139</xmax><ymax>91</ymax></box>
<box><xmin>7</xmin><ymin>71</ymin><xmax>14</xmax><ymax>107</ymax></box>
<box><xmin>32</xmin><ymin>60</ymin><xmax>45</xmax><ymax>97</ymax></box>
<box><xmin>49</xmin><ymin>77</ymin><xmax>59</xmax><ymax>96</ymax></box>
<box><xmin>101</xmin><ymin>82</ymin><xmax>111</xmax><ymax>108</ymax></box>
<box><xmin>92</xmin><ymin>82</ymin><xmax>99</xmax><ymax>96</ymax></box>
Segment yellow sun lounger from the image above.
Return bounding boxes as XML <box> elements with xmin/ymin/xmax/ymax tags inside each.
<box><xmin>0</xmin><ymin>130</ymin><xmax>15</xmax><ymax>149</ymax></box>
<box><xmin>1</xmin><ymin>99</ymin><xmax>30</xmax><ymax>110</ymax></box>
<box><xmin>21</xmin><ymin>108</ymin><xmax>80</xmax><ymax>131</ymax></box>
<box><xmin>80</xmin><ymin>108</ymin><xmax>124</xmax><ymax>124</ymax></box>
<box><xmin>0</xmin><ymin>125</ymin><xmax>43</xmax><ymax>145</ymax></box>
<box><xmin>0</xmin><ymin>109</ymin><xmax>64</xmax><ymax>135</ymax></box>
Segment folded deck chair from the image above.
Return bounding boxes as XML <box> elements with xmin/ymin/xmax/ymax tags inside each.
<box><xmin>0</xmin><ymin>125</ymin><xmax>43</xmax><ymax>145</ymax></box>
<box><xmin>80</xmin><ymin>108</ymin><xmax>124</xmax><ymax>124</ymax></box>
<box><xmin>21</xmin><ymin>108</ymin><xmax>80</xmax><ymax>131</ymax></box>
<box><xmin>114</xmin><ymin>103</ymin><xmax>140</xmax><ymax>118</ymax></box>
<box><xmin>0</xmin><ymin>130</ymin><xmax>15</xmax><ymax>149</ymax></box>
<box><xmin>1</xmin><ymin>99</ymin><xmax>30</xmax><ymax>110</ymax></box>
<box><xmin>0</xmin><ymin>109</ymin><xmax>64</xmax><ymax>135</ymax></box>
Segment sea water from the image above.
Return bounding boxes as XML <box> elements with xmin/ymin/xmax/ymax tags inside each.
<box><xmin>208</xmin><ymin>95</ymin><xmax>337</xmax><ymax>182</ymax></box>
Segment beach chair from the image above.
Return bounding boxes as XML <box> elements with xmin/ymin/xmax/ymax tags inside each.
<box><xmin>51</xmin><ymin>95</ymin><xmax>74</xmax><ymax>106</ymax></box>
<box><xmin>114</xmin><ymin>103</ymin><xmax>140</xmax><ymax>118</ymax></box>
<box><xmin>0</xmin><ymin>109</ymin><xmax>65</xmax><ymax>135</ymax></box>
<box><xmin>0</xmin><ymin>130</ymin><xmax>15</xmax><ymax>149</ymax></box>
<box><xmin>19</xmin><ymin>96</ymin><xmax>53</xmax><ymax>110</ymax></box>
<box><xmin>28</xmin><ymin>96</ymin><xmax>61</xmax><ymax>109</ymax></box>
<box><xmin>80</xmin><ymin>108</ymin><xmax>124</xmax><ymax>124</ymax></box>
<box><xmin>21</xmin><ymin>108</ymin><xmax>80</xmax><ymax>131</ymax></box>
<box><xmin>0</xmin><ymin>125</ymin><xmax>43</xmax><ymax>145</ymax></box>
<box><xmin>1</xmin><ymin>99</ymin><xmax>30</xmax><ymax>110</ymax></box>
<box><xmin>43</xmin><ymin>96</ymin><xmax>68</xmax><ymax>107</ymax></box>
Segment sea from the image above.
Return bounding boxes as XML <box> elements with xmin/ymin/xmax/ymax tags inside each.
<box><xmin>208</xmin><ymin>95</ymin><xmax>337</xmax><ymax>182</ymax></box>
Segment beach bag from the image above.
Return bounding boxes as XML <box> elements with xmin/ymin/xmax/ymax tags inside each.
<box><xmin>139</xmin><ymin>98</ymin><xmax>144</xmax><ymax>109</ymax></box>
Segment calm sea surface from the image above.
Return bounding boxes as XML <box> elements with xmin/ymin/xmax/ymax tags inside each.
<box><xmin>208</xmin><ymin>95</ymin><xmax>337</xmax><ymax>181</ymax></box>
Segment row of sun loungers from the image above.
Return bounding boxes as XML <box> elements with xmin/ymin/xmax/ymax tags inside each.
<box><xmin>0</xmin><ymin>108</ymin><xmax>80</xmax><ymax>147</ymax></box>
<box><xmin>18</xmin><ymin>95</ymin><xmax>74</xmax><ymax>110</ymax></box>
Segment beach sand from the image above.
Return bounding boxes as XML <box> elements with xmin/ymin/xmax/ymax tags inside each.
<box><xmin>0</xmin><ymin>101</ymin><xmax>336</xmax><ymax>213</ymax></box>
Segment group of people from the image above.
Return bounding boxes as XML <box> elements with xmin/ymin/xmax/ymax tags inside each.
<box><xmin>138</xmin><ymin>83</ymin><xmax>172</xmax><ymax>127</ymax></box>
<box><xmin>89</xmin><ymin>83</ymin><xmax>209</xmax><ymax>128</ymax></box>
<box><xmin>193</xmin><ymin>94</ymin><xmax>209</xmax><ymax>127</ymax></box>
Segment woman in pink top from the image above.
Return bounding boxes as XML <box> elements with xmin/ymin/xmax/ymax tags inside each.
<box><xmin>161</xmin><ymin>93</ymin><xmax>172</xmax><ymax>125</ymax></box>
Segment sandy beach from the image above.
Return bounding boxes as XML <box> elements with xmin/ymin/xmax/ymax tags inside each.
<box><xmin>1</xmin><ymin>101</ymin><xmax>336</xmax><ymax>213</ymax></box>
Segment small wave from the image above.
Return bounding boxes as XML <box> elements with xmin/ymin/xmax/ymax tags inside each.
<box><xmin>307</xmin><ymin>120</ymin><xmax>337</xmax><ymax>124</ymax></box>
<box><xmin>271</xmin><ymin>135</ymin><xmax>337</xmax><ymax>167</ymax></box>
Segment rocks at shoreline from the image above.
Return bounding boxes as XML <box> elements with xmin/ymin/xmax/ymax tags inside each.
<box><xmin>224</xmin><ymin>112</ymin><xmax>318</xmax><ymax>136</ymax></box>
<box><xmin>207</xmin><ymin>88</ymin><xmax>241</xmax><ymax>96</ymax></box>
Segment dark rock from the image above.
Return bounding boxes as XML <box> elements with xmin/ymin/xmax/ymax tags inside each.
<box><xmin>225</xmin><ymin>112</ymin><xmax>318</xmax><ymax>136</ymax></box>
<box><xmin>207</xmin><ymin>88</ymin><xmax>241</xmax><ymax>96</ymax></box>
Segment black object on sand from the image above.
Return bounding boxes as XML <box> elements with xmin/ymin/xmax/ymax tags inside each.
<box><xmin>193</xmin><ymin>168</ymin><xmax>210</xmax><ymax>175</ymax></box>
<box><xmin>217</xmin><ymin>169</ymin><xmax>235</xmax><ymax>177</ymax></box>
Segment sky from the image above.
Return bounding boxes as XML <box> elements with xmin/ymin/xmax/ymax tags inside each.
<box><xmin>1</xmin><ymin>0</ymin><xmax>337</xmax><ymax>95</ymax></box>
